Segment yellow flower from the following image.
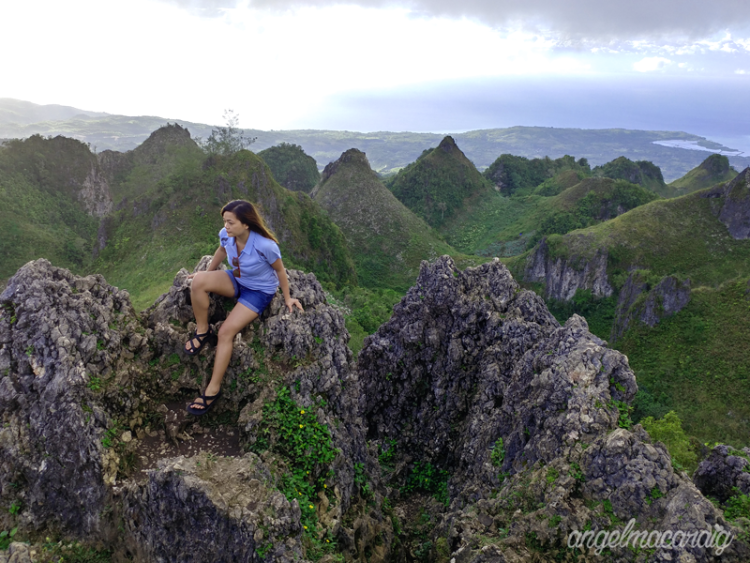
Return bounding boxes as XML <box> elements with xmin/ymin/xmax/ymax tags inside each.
<box><xmin>326</xmin><ymin>540</ymin><xmax>330</xmax><ymax>543</ymax></box>
<box><xmin>324</xmin><ymin>484</ymin><xmax>327</xmax><ymax>488</ymax></box>
<box><xmin>299</xmin><ymin>424</ymin><xmax>304</xmax><ymax>429</ymax></box>
<box><xmin>304</xmin><ymin>526</ymin><xmax>308</xmax><ymax>530</ymax></box>
<box><xmin>309</xmin><ymin>504</ymin><xmax>314</xmax><ymax>509</ymax></box>
<box><xmin>300</xmin><ymin>410</ymin><xmax>305</xmax><ymax>414</ymax></box>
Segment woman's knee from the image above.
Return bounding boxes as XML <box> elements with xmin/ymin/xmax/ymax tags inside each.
<box><xmin>218</xmin><ymin>322</ymin><xmax>240</xmax><ymax>341</ymax></box>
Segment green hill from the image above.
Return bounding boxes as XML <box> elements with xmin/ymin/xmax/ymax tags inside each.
<box><xmin>441</xmin><ymin>173</ymin><xmax>658</xmax><ymax>258</ymax></box>
<box><xmin>257</xmin><ymin>143</ymin><xmax>320</xmax><ymax>194</ymax></box>
<box><xmin>0</xmin><ymin>135</ymin><xmax>103</xmax><ymax>284</ymax></box>
<box><xmin>311</xmin><ymin>148</ymin><xmax>463</xmax><ymax>291</ymax></box>
<box><xmin>668</xmin><ymin>153</ymin><xmax>738</xmax><ymax>196</ymax></box>
<box><xmin>593</xmin><ymin>156</ymin><xmax>668</xmax><ymax>196</ymax></box>
<box><xmin>483</xmin><ymin>153</ymin><xmax>590</xmax><ymax>196</ymax></box>
<box><xmin>96</xmin><ymin>148</ymin><xmax>357</xmax><ymax>309</ymax></box>
<box><xmin>387</xmin><ymin>136</ymin><xmax>494</xmax><ymax>229</ymax></box>
<box><xmin>507</xmin><ymin>168</ymin><xmax>750</xmax><ymax>445</ymax></box>
<box><xmin>100</xmin><ymin>122</ymin><xmax>205</xmax><ymax>205</ymax></box>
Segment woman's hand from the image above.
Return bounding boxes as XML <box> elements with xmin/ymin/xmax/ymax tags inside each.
<box><xmin>285</xmin><ymin>297</ymin><xmax>304</xmax><ymax>313</ymax></box>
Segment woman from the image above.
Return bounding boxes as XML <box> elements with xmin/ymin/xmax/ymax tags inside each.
<box><xmin>184</xmin><ymin>200</ymin><xmax>303</xmax><ymax>415</ymax></box>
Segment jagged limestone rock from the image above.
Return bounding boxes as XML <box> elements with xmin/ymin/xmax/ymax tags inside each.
<box><xmin>523</xmin><ymin>237</ymin><xmax>613</xmax><ymax>302</ymax></box>
<box><xmin>360</xmin><ymin>255</ymin><xmax>748</xmax><ymax>562</ymax></box>
<box><xmin>611</xmin><ymin>272</ymin><xmax>691</xmax><ymax>341</ymax></box>
<box><xmin>120</xmin><ymin>452</ymin><xmax>307</xmax><ymax>563</ymax></box>
<box><xmin>0</xmin><ymin>542</ymin><xmax>35</xmax><ymax>563</ymax></box>
<box><xmin>701</xmin><ymin>167</ymin><xmax>750</xmax><ymax>239</ymax></box>
<box><xmin>693</xmin><ymin>445</ymin><xmax>750</xmax><ymax>503</ymax></box>
<box><xmin>2</xmin><ymin>255</ymin><xmax>749</xmax><ymax>562</ymax></box>
<box><xmin>0</xmin><ymin>259</ymin><xmax>143</xmax><ymax>536</ymax></box>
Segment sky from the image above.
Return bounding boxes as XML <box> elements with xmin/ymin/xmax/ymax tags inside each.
<box><xmin>1</xmin><ymin>0</ymin><xmax>749</xmax><ymax>148</ymax></box>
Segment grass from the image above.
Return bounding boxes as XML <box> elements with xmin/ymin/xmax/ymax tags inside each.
<box><xmin>616</xmin><ymin>279</ymin><xmax>750</xmax><ymax>446</ymax></box>
<box><xmin>96</xmin><ymin>149</ymin><xmax>357</xmax><ymax>310</ymax></box>
<box><xmin>442</xmin><ymin>177</ymin><xmax>657</xmax><ymax>258</ymax></box>
<box><xmin>313</xmin><ymin>148</ymin><xmax>473</xmax><ymax>292</ymax></box>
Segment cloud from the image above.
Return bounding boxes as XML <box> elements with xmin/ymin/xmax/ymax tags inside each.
<box><xmin>159</xmin><ymin>0</ymin><xmax>750</xmax><ymax>41</ymax></box>
<box><xmin>736</xmin><ymin>69</ymin><xmax>748</xmax><ymax>74</ymax></box>
<box><xmin>633</xmin><ymin>56</ymin><xmax>672</xmax><ymax>72</ymax></box>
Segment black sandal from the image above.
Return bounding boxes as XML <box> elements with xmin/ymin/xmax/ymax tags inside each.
<box><xmin>184</xmin><ymin>327</ymin><xmax>217</xmax><ymax>356</ymax></box>
<box><xmin>186</xmin><ymin>389</ymin><xmax>222</xmax><ymax>416</ymax></box>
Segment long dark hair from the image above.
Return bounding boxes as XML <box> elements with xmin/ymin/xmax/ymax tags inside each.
<box><xmin>221</xmin><ymin>200</ymin><xmax>278</xmax><ymax>243</ymax></box>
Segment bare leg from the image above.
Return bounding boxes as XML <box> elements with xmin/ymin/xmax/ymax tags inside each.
<box><xmin>185</xmin><ymin>271</ymin><xmax>236</xmax><ymax>352</ymax></box>
<box><xmin>189</xmin><ymin>302</ymin><xmax>259</xmax><ymax>411</ymax></box>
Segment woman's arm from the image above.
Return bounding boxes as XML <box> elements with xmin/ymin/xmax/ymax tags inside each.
<box><xmin>271</xmin><ymin>258</ymin><xmax>304</xmax><ymax>313</ymax></box>
<box><xmin>188</xmin><ymin>246</ymin><xmax>227</xmax><ymax>279</ymax></box>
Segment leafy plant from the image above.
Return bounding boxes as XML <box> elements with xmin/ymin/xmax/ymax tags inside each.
<box><xmin>251</xmin><ymin>387</ymin><xmax>335</xmax><ymax>538</ymax></box>
<box><xmin>0</xmin><ymin>528</ymin><xmax>18</xmax><ymax>550</ymax></box>
<box><xmin>640</xmin><ymin>411</ymin><xmax>698</xmax><ymax>473</ymax></box>
<box><xmin>402</xmin><ymin>461</ymin><xmax>450</xmax><ymax>506</ymax></box>
<box><xmin>491</xmin><ymin>438</ymin><xmax>505</xmax><ymax>467</ymax></box>
<box><xmin>200</xmin><ymin>110</ymin><xmax>256</xmax><ymax>157</ymax></box>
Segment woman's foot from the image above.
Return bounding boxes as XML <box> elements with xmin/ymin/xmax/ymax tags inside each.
<box><xmin>184</xmin><ymin>326</ymin><xmax>216</xmax><ymax>356</ymax></box>
<box><xmin>186</xmin><ymin>387</ymin><xmax>223</xmax><ymax>416</ymax></box>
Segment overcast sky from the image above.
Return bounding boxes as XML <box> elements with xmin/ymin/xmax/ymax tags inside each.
<box><xmin>2</xmin><ymin>0</ymin><xmax>749</xmax><ymax>147</ymax></box>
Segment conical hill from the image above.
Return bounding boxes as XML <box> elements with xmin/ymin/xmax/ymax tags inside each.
<box><xmin>668</xmin><ymin>154</ymin><xmax>738</xmax><ymax>197</ymax></box>
<box><xmin>387</xmin><ymin>136</ymin><xmax>493</xmax><ymax>229</ymax></box>
<box><xmin>312</xmin><ymin>148</ymin><xmax>458</xmax><ymax>290</ymax></box>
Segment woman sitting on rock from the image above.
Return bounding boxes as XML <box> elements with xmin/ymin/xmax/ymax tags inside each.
<box><xmin>184</xmin><ymin>199</ymin><xmax>303</xmax><ymax>415</ymax></box>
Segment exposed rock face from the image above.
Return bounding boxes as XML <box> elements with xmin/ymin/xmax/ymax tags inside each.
<box><xmin>701</xmin><ymin>167</ymin><xmax>750</xmax><ymax>239</ymax></box>
<box><xmin>0</xmin><ymin>259</ymin><xmax>142</xmax><ymax>536</ymax></box>
<box><xmin>2</xmin><ymin>256</ymin><xmax>749</xmax><ymax>562</ymax></box>
<box><xmin>359</xmin><ymin>256</ymin><xmax>748</xmax><ymax>562</ymax></box>
<box><xmin>360</xmin><ymin>257</ymin><xmax>632</xmax><ymax>497</ymax></box>
<box><xmin>120</xmin><ymin>453</ymin><xmax>306</xmax><ymax>563</ymax></box>
<box><xmin>611</xmin><ymin>272</ymin><xmax>691</xmax><ymax>341</ymax></box>
<box><xmin>693</xmin><ymin>445</ymin><xmax>750</xmax><ymax>503</ymax></box>
<box><xmin>78</xmin><ymin>164</ymin><xmax>113</xmax><ymax>217</ymax></box>
<box><xmin>524</xmin><ymin>237</ymin><xmax>613</xmax><ymax>301</ymax></box>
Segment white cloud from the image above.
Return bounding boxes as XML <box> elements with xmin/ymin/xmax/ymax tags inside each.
<box><xmin>736</xmin><ymin>69</ymin><xmax>748</xmax><ymax>74</ymax></box>
<box><xmin>633</xmin><ymin>56</ymin><xmax>672</xmax><ymax>72</ymax></box>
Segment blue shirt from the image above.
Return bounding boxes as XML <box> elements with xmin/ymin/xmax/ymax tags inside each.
<box><xmin>219</xmin><ymin>228</ymin><xmax>281</xmax><ymax>294</ymax></box>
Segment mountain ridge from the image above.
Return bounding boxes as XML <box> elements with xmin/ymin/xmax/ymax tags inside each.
<box><xmin>3</xmin><ymin>98</ymin><xmax>750</xmax><ymax>181</ymax></box>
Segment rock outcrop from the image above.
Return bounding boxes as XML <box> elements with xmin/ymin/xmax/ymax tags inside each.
<box><xmin>524</xmin><ymin>236</ymin><xmax>613</xmax><ymax>302</ymax></box>
<box><xmin>611</xmin><ymin>272</ymin><xmax>691</xmax><ymax>341</ymax></box>
<box><xmin>701</xmin><ymin>167</ymin><xmax>750</xmax><ymax>240</ymax></box>
<box><xmin>1</xmin><ymin>256</ymin><xmax>748</xmax><ymax>562</ymax></box>
<box><xmin>360</xmin><ymin>256</ymin><xmax>748</xmax><ymax>562</ymax></box>
<box><xmin>0</xmin><ymin>258</ymin><xmax>363</xmax><ymax>561</ymax></box>
<box><xmin>693</xmin><ymin>445</ymin><xmax>750</xmax><ymax>503</ymax></box>
<box><xmin>0</xmin><ymin>259</ymin><xmax>140</xmax><ymax>536</ymax></box>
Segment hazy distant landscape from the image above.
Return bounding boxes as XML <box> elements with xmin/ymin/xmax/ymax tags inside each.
<box><xmin>3</xmin><ymin>98</ymin><xmax>750</xmax><ymax>182</ymax></box>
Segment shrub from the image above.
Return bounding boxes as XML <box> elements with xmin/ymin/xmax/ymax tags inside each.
<box><xmin>641</xmin><ymin>411</ymin><xmax>698</xmax><ymax>473</ymax></box>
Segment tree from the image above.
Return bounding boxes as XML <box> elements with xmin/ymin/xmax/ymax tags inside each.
<box><xmin>200</xmin><ymin>109</ymin><xmax>256</xmax><ymax>156</ymax></box>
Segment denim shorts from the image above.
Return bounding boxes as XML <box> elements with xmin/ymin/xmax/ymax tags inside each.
<box><xmin>225</xmin><ymin>271</ymin><xmax>276</xmax><ymax>314</ymax></box>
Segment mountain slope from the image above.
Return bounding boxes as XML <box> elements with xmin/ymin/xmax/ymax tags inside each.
<box><xmin>509</xmin><ymin>169</ymin><xmax>750</xmax><ymax>445</ymax></box>
<box><xmin>311</xmin><ymin>148</ymin><xmax>461</xmax><ymax>290</ymax></box>
<box><xmin>387</xmin><ymin>136</ymin><xmax>494</xmax><ymax>229</ymax></box>
<box><xmin>97</xmin><ymin>148</ymin><xmax>358</xmax><ymax>309</ymax></box>
<box><xmin>668</xmin><ymin>153</ymin><xmax>738</xmax><ymax>196</ymax></box>
<box><xmin>257</xmin><ymin>143</ymin><xmax>320</xmax><ymax>194</ymax></box>
<box><xmin>0</xmin><ymin>134</ymin><xmax>107</xmax><ymax>284</ymax></box>
<box><xmin>441</xmin><ymin>175</ymin><xmax>658</xmax><ymax>257</ymax></box>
